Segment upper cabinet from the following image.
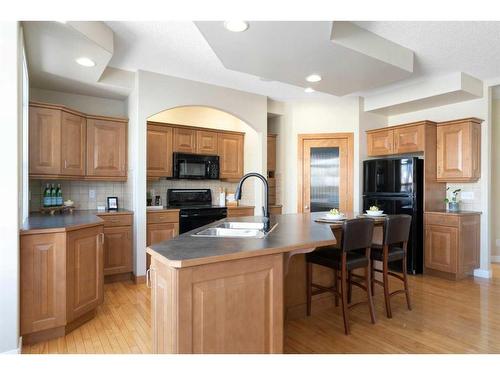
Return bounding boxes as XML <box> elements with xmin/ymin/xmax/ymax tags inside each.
<box><xmin>147</xmin><ymin>124</ymin><xmax>173</xmax><ymax>178</ymax></box>
<box><xmin>173</xmin><ymin>128</ymin><xmax>196</xmax><ymax>153</ymax></box>
<box><xmin>196</xmin><ymin>130</ymin><xmax>218</xmax><ymax>155</ymax></box>
<box><xmin>394</xmin><ymin>124</ymin><xmax>425</xmax><ymax>154</ymax></box>
<box><xmin>29</xmin><ymin>102</ymin><xmax>128</xmax><ymax>181</ymax></box>
<box><xmin>436</xmin><ymin>118</ymin><xmax>482</xmax><ymax>182</ymax></box>
<box><xmin>147</xmin><ymin>122</ymin><xmax>244</xmax><ymax>180</ymax></box>
<box><xmin>29</xmin><ymin>106</ymin><xmax>62</xmax><ymax>175</ymax></box>
<box><xmin>86</xmin><ymin>118</ymin><xmax>127</xmax><ymax>179</ymax></box>
<box><xmin>267</xmin><ymin>134</ymin><xmax>277</xmax><ymax>173</ymax></box>
<box><xmin>367</xmin><ymin>129</ymin><xmax>394</xmax><ymax>156</ymax></box>
<box><xmin>218</xmin><ymin>132</ymin><xmax>244</xmax><ymax>180</ymax></box>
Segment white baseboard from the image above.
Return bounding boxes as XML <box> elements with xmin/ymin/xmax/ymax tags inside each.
<box><xmin>490</xmin><ymin>256</ymin><xmax>500</xmax><ymax>263</ymax></box>
<box><xmin>1</xmin><ymin>337</ymin><xmax>21</xmax><ymax>354</ymax></box>
<box><xmin>473</xmin><ymin>268</ymin><xmax>492</xmax><ymax>279</ymax></box>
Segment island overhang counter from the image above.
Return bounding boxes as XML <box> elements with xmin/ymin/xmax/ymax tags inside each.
<box><xmin>146</xmin><ymin>212</ymin><xmax>337</xmax><ymax>354</ymax></box>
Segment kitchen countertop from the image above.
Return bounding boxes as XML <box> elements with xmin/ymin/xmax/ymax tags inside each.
<box><xmin>147</xmin><ymin>207</ymin><xmax>181</xmax><ymax>213</ymax></box>
<box><xmin>21</xmin><ymin>209</ymin><xmax>133</xmax><ymax>234</ymax></box>
<box><xmin>425</xmin><ymin>210</ymin><xmax>482</xmax><ymax>215</ymax></box>
<box><xmin>147</xmin><ymin>212</ymin><xmax>337</xmax><ymax>268</ymax></box>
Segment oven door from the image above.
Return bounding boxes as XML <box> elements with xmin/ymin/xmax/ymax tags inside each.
<box><xmin>179</xmin><ymin>208</ymin><xmax>228</xmax><ymax>234</ymax></box>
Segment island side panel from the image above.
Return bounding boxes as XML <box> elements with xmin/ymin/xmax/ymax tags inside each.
<box><xmin>151</xmin><ymin>253</ymin><xmax>284</xmax><ymax>354</ymax></box>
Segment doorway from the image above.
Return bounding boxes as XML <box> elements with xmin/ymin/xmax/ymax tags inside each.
<box><xmin>298</xmin><ymin>133</ymin><xmax>354</xmax><ymax>213</ymax></box>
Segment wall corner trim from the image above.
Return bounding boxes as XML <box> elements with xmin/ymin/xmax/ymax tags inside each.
<box><xmin>473</xmin><ymin>268</ymin><xmax>492</xmax><ymax>279</ymax></box>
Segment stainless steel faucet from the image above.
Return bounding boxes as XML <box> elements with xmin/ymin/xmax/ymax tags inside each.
<box><xmin>234</xmin><ymin>172</ymin><xmax>270</xmax><ymax>232</ymax></box>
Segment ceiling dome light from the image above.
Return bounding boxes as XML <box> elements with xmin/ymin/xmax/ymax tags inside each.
<box><xmin>304</xmin><ymin>87</ymin><xmax>315</xmax><ymax>93</ymax></box>
<box><xmin>224</xmin><ymin>21</ymin><xmax>249</xmax><ymax>32</ymax></box>
<box><xmin>75</xmin><ymin>57</ymin><xmax>96</xmax><ymax>67</ymax></box>
<box><xmin>306</xmin><ymin>74</ymin><xmax>322</xmax><ymax>83</ymax></box>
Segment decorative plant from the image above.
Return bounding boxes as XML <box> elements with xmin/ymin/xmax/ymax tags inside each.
<box><xmin>444</xmin><ymin>187</ymin><xmax>461</xmax><ymax>204</ymax></box>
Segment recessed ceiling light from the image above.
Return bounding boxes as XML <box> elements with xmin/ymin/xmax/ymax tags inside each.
<box><xmin>75</xmin><ymin>57</ymin><xmax>96</xmax><ymax>67</ymax></box>
<box><xmin>305</xmin><ymin>87</ymin><xmax>315</xmax><ymax>93</ymax></box>
<box><xmin>224</xmin><ymin>21</ymin><xmax>249</xmax><ymax>32</ymax></box>
<box><xmin>306</xmin><ymin>74</ymin><xmax>322</xmax><ymax>83</ymax></box>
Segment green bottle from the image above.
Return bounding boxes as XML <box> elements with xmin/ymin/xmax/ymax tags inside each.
<box><xmin>56</xmin><ymin>184</ymin><xmax>63</xmax><ymax>206</ymax></box>
<box><xmin>50</xmin><ymin>184</ymin><xmax>57</xmax><ymax>206</ymax></box>
<box><xmin>43</xmin><ymin>183</ymin><xmax>51</xmax><ymax>207</ymax></box>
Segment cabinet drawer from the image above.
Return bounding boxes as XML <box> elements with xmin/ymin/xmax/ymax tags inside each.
<box><xmin>147</xmin><ymin>211</ymin><xmax>179</xmax><ymax>224</ymax></box>
<box><xmin>98</xmin><ymin>214</ymin><xmax>133</xmax><ymax>227</ymax></box>
<box><xmin>425</xmin><ymin>213</ymin><xmax>459</xmax><ymax>227</ymax></box>
<box><xmin>227</xmin><ymin>207</ymin><xmax>254</xmax><ymax>217</ymax></box>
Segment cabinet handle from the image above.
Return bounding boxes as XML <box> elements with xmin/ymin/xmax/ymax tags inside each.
<box><xmin>64</xmin><ymin>160</ymin><xmax>67</xmax><ymax>169</ymax></box>
<box><xmin>99</xmin><ymin>232</ymin><xmax>105</xmax><ymax>244</ymax></box>
<box><xmin>146</xmin><ymin>268</ymin><xmax>154</xmax><ymax>289</ymax></box>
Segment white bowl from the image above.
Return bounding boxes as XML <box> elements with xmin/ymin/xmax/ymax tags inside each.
<box><xmin>365</xmin><ymin>210</ymin><xmax>384</xmax><ymax>216</ymax></box>
<box><xmin>325</xmin><ymin>213</ymin><xmax>345</xmax><ymax>220</ymax></box>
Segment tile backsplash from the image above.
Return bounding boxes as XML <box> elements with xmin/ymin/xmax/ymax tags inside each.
<box><xmin>445</xmin><ymin>182</ymin><xmax>482</xmax><ymax>211</ymax></box>
<box><xmin>30</xmin><ymin>180</ymin><xmax>131</xmax><ymax>212</ymax></box>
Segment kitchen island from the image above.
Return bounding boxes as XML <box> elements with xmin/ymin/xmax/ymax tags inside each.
<box><xmin>146</xmin><ymin>212</ymin><xmax>337</xmax><ymax>354</ymax></box>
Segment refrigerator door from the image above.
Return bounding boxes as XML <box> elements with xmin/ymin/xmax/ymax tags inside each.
<box><xmin>363</xmin><ymin>158</ymin><xmax>416</xmax><ymax>195</ymax></box>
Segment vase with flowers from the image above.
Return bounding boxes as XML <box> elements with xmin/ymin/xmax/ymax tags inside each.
<box><xmin>444</xmin><ymin>187</ymin><xmax>461</xmax><ymax>212</ymax></box>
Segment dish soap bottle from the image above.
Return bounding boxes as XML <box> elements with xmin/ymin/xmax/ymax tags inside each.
<box><xmin>43</xmin><ymin>183</ymin><xmax>51</xmax><ymax>207</ymax></box>
<box><xmin>219</xmin><ymin>187</ymin><xmax>226</xmax><ymax>207</ymax></box>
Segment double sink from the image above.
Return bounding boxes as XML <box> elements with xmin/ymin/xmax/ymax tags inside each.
<box><xmin>192</xmin><ymin>221</ymin><xmax>277</xmax><ymax>239</ymax></box>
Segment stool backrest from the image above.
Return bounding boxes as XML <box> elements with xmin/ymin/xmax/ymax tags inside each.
<box><xmin>383</xmin><ymin>214</ymin><xmax>412</xmax><ymax>246</ymax></box>
<box><xmin>341</xmin><ymin>218</ymin><xmax>374</xmax><ymax>252</ymax></box>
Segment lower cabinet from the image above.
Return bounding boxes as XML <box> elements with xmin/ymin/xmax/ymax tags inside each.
<box><xmin>20</xmin><ymin>224</ymin><xmax>104</xmax><ymax>344</ymax></box>
<box><xmin>424</xmin><ymin>212</ymin><xmax>480</xmax><ymax>279</ymax></box>
<box><xmin>227</xmin><ymin>206</ymin><xmax>255</xmax><ymax>217</ymax></box>
<box><xmin>146</xmin><ymin>210</ymin><xmax>180</xmax><ymax>271</ymax></box>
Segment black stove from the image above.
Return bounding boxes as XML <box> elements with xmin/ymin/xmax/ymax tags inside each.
<box><xmin>167</xmin><ymin>189</ymin><xmax>227</xmax><ymax>234</ymax></box>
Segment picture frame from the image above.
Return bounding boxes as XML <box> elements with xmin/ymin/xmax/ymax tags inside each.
<box><xmin>107</xmin><ymin>196</ymin><xmax>119</xmax><ymax>211</ymax></box>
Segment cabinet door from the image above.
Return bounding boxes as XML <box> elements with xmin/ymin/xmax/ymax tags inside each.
<box><xmin>367</xmin><ymin>130</ymin><xmax>394</xmax><ymax>156</ymax></box>
<box><xmin>267</xmin><ymin>135</ymin><xmax>277</xmax><ymax>173</ymax></box>
<box><xmin>196</xmin><ymin>130</ymin><xmax>218</xmax><ymax>155</ymax></box>
<box><xmin>147</xmin><ymin>125</ymin><xmax>173</xmax><ymax>178</ymax></box>
<box><xmin>424</xmin><ymin>224</ymin><xmax>458</xmax><ymax>273</ymax></box>
<box><xmin>394</xmin><ymin>125</ymin><xmax>424</xmax><ymax>154</ymax></box>
<box><xmin>29</xmin><ymin>106</ymin><xmax>61</xmax><ymax>175</ymax></box>
<box><xmin>87</xmin><ymin>119</ymin><xmax>127</xmax><ymax>177</ymax></box>
<box><xmin>103</xmin><ymin>226</ymin><xmax>132</xmax><ymax>275</ymax></box>
<box><xmin>147</xmin><ymin>222</ymin><xmax>179</xmax><ymax>246</ymax></box>
<box><xmin>20</xmin><ymin>233</ymin><xmax>66</xmax><ymax>335</ymax></box>
<box><xmin>218</xmin><ymin>133</ymin><xmax>244</xmax><ymax>179</ymax></box>
<box><xmin>436</xmin><ymin>123</ymin><xmax>469</xmax><ymax>180</ymax></box>
<box><xmin>173</xmin><ymin>128</ymin><xmax>196</xmax><ymax>153</ymax></box>
<box><xmin>67</xmin><ymin>225</ymin><xmax>104</xmax><ymax>321</ymax></box>
<box><xmin>61</xmin><ymin>111</ymin><xmax>86</xmax><ymax>176</ymax></box>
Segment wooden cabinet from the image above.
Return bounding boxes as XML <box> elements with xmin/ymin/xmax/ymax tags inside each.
<box><xmin>367</xmin><ymin>129</ymin><xmax>394</xmax><ymax>156</ymax></box>
<box><xmin>394</xmin><ymin>124</ymin><xmax>425</xmax><ymax>154</ymax></box>
<box><xmin>149</xmin><ymin>253</ymin><xmax>283</xmax><ymax>353</ymax></box>
<box><xmin>196</xmin><ymin>130</ymin><xmax>218</xmax><ymax>155</ymax></box>
<box><xmin>66</xmin><ymin>225</ymin><xmax>104</xmax><ymax>322</ymax></box>
<box><xmin>146</xmin><ymin>210</ymin><xmax>180</xmax><ymax>271</ymax></box>
<box><xmin>20</xmin><ymin>232</ymin><xmax>66</xmax><ymax>336</ymax></box>
<box><xmin>219</xmin><ymin>133</ymin><xmax>244</xmax><ymax>179</ymax></box>
<box><xmin>173</xmin><ymin>127</ymin><xmax>196</xmax><ymax>153</ymax></box>
<box><xmin>61</xmin><ymin>111</ymin><xmax>86</xmax><ymax>176</ymax></box>
<box><xmin>29</xmin><ymin>102</ymin><xmax>128</xmax><ymax>181</ymax></box>
<box><xmin>86</xmin><ymin>118</ymin><xmax>127</xmax><ymax>178</ymax></box>
<box><xmin>20</xmin><ymin>223</ymin><xmax>104</xmax><ymax>344</ymax></box>
<box><xmin>147</xmin><ymin>124</ymin><xmax>173</xmax><ymax>178</ymax></box>
<box><xmin>436</xmin><ymin>118</ymin><xmax>482</xmax><ymax>182</ymax></box>
<box><xmin>227</xmin><ymin>206</ymin><xmax>254</xmax><ymax>217</ymax></box>
<box><xmin>29</xmin><ymin>106</ymin><xmax>61</xmax><ymax>175</ymax></box>
<box><xmin>269</xmin><ymin>205</ymin><xmax>282</xmax><ymax>215</ymax></box>
<box><xmin>267</xmin><ymin>134</ymin><xmax>277</xmax><ymax>173</ymax></box>
<box><xmin>424</xmin><ymin>212</ymin><xmax>480</xmax><ymax>280</ymax></box>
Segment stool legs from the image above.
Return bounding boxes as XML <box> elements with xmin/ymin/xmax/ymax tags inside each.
<box><xmin>340</xmin><ymin>254</ymin><xmax>350</xmax><ymax>335</ymax></box>
<box><xmin>306</xmin><ymin>262</ymin><xmax>312</xmax><ymax>316</ymax></box>
<box><xmin>347</xmin><ymin>270</ymin><xmax>353</xmax><ymax>304</ymax></box>
<box><xmin>333</xmin><ymin>269</ymin><xmax>339</xmax><ymax>307</ymax></box>
<box><xmin>382</xmin><ymin>247</ymin><xmax>393</xmax><ymax>319</ymax></box>
<box><xmin>366</xmin><ymin>253</ymin><xmax>376</xmax><ymax>324</ymax></box>
<box><xmin>402</xmin><ymin>252</ymin><xmax>412</xmax><ymax>311</ymax></box>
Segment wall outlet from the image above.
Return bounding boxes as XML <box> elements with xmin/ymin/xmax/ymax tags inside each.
<box><xmin>461</xmin><ymin>191</ymin><xmax>474</xmax><ymax>200</ymax></box>
<box><xmin>89</xmin><ymin>189</ymin><xmax>96</xmax><ymax>199</ymax></box>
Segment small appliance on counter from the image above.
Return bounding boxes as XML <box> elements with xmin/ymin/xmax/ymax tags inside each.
<box><xmin>167</xmin><ymin>188</ymin><xmax>227</xmax><ymax>234</ymax></box>
<box><xmin>172</xmin><ymin>153</ymin><xmax>219</xmax><ymax>180</ymax></box>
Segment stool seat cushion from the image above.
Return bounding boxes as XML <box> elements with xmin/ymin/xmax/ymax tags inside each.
<box><xmin>370</xmin><ymin>244</ymin><xmax>405</xmax><ymax>262</ymax></box>
<box><xmin>306</xmin><ymin>247</ymin><xmax>369</xmax><ymax>271</ymax></box>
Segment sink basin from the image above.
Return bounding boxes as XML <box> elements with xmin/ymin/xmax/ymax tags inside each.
<box><xmin>192</xmin><ymin>221</ymin><xmax>277</xmax><ymax>238</ymax></box>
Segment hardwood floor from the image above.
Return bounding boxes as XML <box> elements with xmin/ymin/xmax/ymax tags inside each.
<box><xmin>22</xmin><ymin>264</ymin><xmax>500</xmax><ymax>354</ymax></box>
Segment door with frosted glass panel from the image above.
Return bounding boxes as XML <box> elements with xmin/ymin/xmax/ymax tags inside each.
<box><xmin>301</xmin><ymin>138</ymin><xmax>350</xmax><ymax>213</ymax></box>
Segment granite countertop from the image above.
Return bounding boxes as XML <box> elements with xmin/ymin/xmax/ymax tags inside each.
<box><xmin>21</xmin><ymin>209</ymin><xmax>134</xmax><ymax>234</ymax></box>
<box><xmin>425</xmin><ymin>210</ymin><xmax>482</xmax><ymax>215</ymax></box>
<box><xmin>147</xmin><ymin>212</ymin><xmax>337</xmax><ymax>268</ymax></box>
<box><xmin>147</xmin><ymin>206</ymin><xmax>181</xmax><ymax>212</ymax></box>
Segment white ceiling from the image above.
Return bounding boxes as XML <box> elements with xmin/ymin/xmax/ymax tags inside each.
<box><xmin>25</xmin><ymin>21</ymin><xmax>500</xmax><ymax>101</ymax></box>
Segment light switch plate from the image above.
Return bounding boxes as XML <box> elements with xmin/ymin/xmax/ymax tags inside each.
<box><xmin>461</xmin><ymin>191</ymin><xmax>474</xmax><ymax>200</ymax></box>
<box><xmin>89</xmin><ymin>189</ymin><xmax>96</xmax><ymax>199</ymax></box>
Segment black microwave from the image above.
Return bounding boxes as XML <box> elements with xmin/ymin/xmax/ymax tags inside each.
<box><xmin>172</xmin><ymin>153</ymin><xmax>220</xmax><ymax>180</ymax></box>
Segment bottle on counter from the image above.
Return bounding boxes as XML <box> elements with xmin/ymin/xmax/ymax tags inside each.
<box><xmin>50</xmin><ymin>183</ymin><xmax>57</xmax><ymax>206</ymax></box>
<box><xmin>43</xmin><ymin>183</ymin><xmax>51</xmax><ymax>207</ymax></box>
<box><xmin>56</xmin><ymin>184</ymin><xmax>63</xmax><ymax>206</ymax></box>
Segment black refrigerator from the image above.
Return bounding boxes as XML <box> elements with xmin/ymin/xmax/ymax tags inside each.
<box><xmin>363</xmin><ymin>157</ymin><xmax>424</xmax><ymax>274</ymax></box>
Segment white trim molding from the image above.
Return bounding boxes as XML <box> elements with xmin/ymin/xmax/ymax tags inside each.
<box><xmin>1</xmin><ymin>337</ymin><xmax>21</xmax><ymax>354</ymax></box>
<box><xmin>473</xmin><ymin>268</ymin><xmax>492</xmax><ymax>279</ymax></box>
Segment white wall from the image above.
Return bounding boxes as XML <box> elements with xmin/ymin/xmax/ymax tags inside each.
<box><xmin>129</xmin><ymin>70</ymin><xmax>268</xmax><ymax>276</ymax></box>
<box><xmin>387</xmin><ymin>90</ymin><xmax>492</xmax><ymax>276</ymax></box>
<box><xmin>279</xmin><ymin>96</ymin><xmax>361</xmax><ymax>214</ymax></box>
<box><xmin>492</xmin><ymin>99</ymin><xmax>500</xmax><ymax>260</ymax></box>
<box><xmin>30</xmin><ymin>88</ymin><xmax>127</xmax><ymax>118</ymax></box>
<box><xmin>0</xmin><ymin>21</ymin><xmax>21</xmax><ymax>353</ymax></box>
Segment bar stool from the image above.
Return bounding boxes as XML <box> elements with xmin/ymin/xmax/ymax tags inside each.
<box><xmin>306</xmin><ymin>218</ymin><xmax>376</xmax><ymax>335</ymax></box>
<box><xmin>370</xmin><ymin>214</ymin><xmax>412</xmax><ymax>319</ymax></box>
